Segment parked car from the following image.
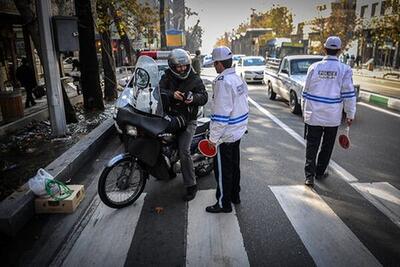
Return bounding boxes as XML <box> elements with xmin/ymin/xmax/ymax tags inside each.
<box><xmin>236</xmin><ymin>56</ymin><xmax>265</xmax><ymax>83</ymax></box>
<box><xmin>202</xmin><ymin>54</ymin><xmax>213</xmax><ymax>68</ymax></box>
<box><xmin>232</xmin><ymin>54</ymin><xmax>245</xmax><ymax>67</ymax></box>
<box><xmin>263</xmin><ymin>55</ymin><xmax>360</xmax><ymax>115</ymax></box>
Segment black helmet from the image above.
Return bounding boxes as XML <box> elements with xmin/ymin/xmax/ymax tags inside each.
<box><xmin>168</xmin><ymin>48</ymin><xmax>192</xmax><ymax>80</ymax></box>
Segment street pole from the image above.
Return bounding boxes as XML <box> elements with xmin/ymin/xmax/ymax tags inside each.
<box><xmin>36</xmin><ymin>0</ymin><xmax>67</xmax><ymax>137</ymax></box>
<box><xmin>160</xmin><ymin>0</ymin><xmax>167</xmax><ymax>50</ymax></box>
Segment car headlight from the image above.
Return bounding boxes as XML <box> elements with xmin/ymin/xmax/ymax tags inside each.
<box><xmin>126</xmin><ymin>125</ymin><xmax>137</xmax><ymax>137</ymax></box>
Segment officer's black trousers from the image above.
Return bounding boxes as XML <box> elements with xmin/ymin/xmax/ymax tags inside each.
<box><xmin>214</xmin><ymin>139</ymin><xmax>241</xmax><ymax>208</ymax></box>
<box><xmin>304</xmin><ymin>124</ymin><xmax>338</xmax><ymax>179</ymax></box>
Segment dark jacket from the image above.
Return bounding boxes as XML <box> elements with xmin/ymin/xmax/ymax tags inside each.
<box><xmin>16</xmin><ymin>64</ymin><xmax>37</xmax><ymax>89</ymax></box>
<box><xmin>159</xmin><ymin>69</ymin><xmax>208</xmax><ymax>121</ymax></box>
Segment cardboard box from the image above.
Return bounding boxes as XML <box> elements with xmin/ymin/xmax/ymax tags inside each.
<box><xmin>35</xmin><ymin>185</ymin><xmax>85</xmax><ymax>214</ymax></box>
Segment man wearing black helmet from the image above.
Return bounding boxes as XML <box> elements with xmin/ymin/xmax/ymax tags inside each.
<box><xmin>159</xmin><ymin>48</ymin><xmax>208</xmax><ymax>201</ymax></box>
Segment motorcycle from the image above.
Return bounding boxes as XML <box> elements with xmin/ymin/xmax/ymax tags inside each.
<box><xmin>98</xmin><ymin>56</ymin><xmax>213</xmax><ymax>209</ymax></box>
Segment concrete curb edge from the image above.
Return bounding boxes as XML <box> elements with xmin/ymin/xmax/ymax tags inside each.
<box><xmin>0</xmin><ymin>118</ymin><xmax>116</xmax><ymax>235</ymax></box>
<box><xmin>359</xmin><ymin>91</ymin><xmax>400</xmax><ymax>112</ymax></box>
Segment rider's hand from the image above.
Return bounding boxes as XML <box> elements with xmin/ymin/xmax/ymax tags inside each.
<box><xmin>174</xmin><ymin>91</ymin><xmax>184</xmax><ymax>101</ymax></box>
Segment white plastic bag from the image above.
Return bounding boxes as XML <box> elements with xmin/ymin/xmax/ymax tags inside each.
<box><xmin>28</xmin><ymin>168</ymin><xmax>54</xmax><ymax>197</ymax></box>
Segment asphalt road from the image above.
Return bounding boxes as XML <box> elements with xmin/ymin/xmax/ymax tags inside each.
<box><xmin>8</xmin><ymin>80</ymin><xmax>400</xmax><ymax>266</ymax></box>
<box><xmin>353</xmin><ymin>75</ymin><xmax>400</xmax><ymax>99</ymax></box>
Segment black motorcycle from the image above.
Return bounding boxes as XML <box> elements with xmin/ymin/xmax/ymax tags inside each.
<box><xmin>98</xmin><ymin>56</ymin><xmax>213</xmax><ymax>209</ymax></box>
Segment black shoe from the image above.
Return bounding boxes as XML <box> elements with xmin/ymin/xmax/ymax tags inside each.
<box><xmin>183</xmin><ymin>185</ymin><xmax>198</xmax><ymax>201</ymax></box>
<box><xmin>205</xmin><ymin>203</ymin><xmax>232</xmax><ymax>213</ymax></box>
<box><xmin>305</xmin><ymin>177</ymin><xmax>314</xmax><ymax>186</ymax></box>
<box><xmin>232</xmin><ymin>196</ymin><xmax>241</xmax><ymax>205</ymax></box>
<box><xmin>316</xmin><ymin>172</ymin><xmax>329</xmax><ymax>180</ymax></box>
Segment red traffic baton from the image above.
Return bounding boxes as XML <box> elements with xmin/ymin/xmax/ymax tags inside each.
<box><xmin>198</xmin><ymin>139</ymin><xmax>217</xmax><ymax>157</ymax></box>
<box><xmin>338</xmin><ymin>126</ymin><xmax>351</xmax><ymax>149</ymax></box>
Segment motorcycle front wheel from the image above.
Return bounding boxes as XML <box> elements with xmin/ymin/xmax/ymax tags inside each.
<box><xmin>98</xmin><ymin>156</ymin><xmax>147</xmax><ymax>209</ymax></box>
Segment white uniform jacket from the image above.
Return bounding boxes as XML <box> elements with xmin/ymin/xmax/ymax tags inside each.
<box><xmin>302</xmin><ymin>55</ymin><xmax>357</xmax><ymax>127</ymax></box>
<box><xmin>210</xmin><ymin>67</ymin><xmax>249</xmax><ymax>144</ymax></box>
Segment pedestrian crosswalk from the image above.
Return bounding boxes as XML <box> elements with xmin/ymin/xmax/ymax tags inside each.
<box><xmin>49</xmin><ymin>183</ymin><xmax>400</xmax><ymax>266</ymax></box>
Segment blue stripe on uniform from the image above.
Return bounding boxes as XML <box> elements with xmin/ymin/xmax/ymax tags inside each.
<box><xmin>342</xmin><ymin>94</ymin><xmax>356</xmax><ymax>98</ymax></box>
<box><xmin>228</xmin><ymin>116</ymin><xmax>248</xmax><ymax>125</ymax></box>
<box><xmin>303</xmin><ymin>95</ymin><xmax>343</xmax><ymax>104</ymax></box>
<box><xmin>212</xmin><ymin>114</ymin><xmax>230</xmax><ymax>119</ymax></box>
<box><xmin>229</xmin><ymin>113</ymin><xmax>248</xmax><ymax>121</ymax></box>
<box><xmin>303</xmin><ymin>92</ymin><xmax>341</xmax><ymax>101</ymax></box>
<box><xmin>341</xmin><ymin>91</ymin><xmax>356</xmax><ymax>95</ymax></box>
<box><xmin>211</xmin><ymin>117</ymin><xmax>229</xmax><ymax>123</ymax></box>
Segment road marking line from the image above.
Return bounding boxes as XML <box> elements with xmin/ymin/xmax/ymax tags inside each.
<box><xmin>61</xmin><ymin>194</ymin><xmax>146</xmax><ymax>267</ymax></box>
<box><xmin>358</xmin><ymin>102</ymin><xmax>400</xmax><ymax>118</ymax></box>
<box><xmin>270</xmin><ymin>185</ymin><xmax>382</xmax><ymax>267</ymax></box>
<box><xmin>248</xmin><ymin>97</ymin><xmax>358</xmax><ymax>182</ymax></box>
<box><xmin>186</xmin><ymin>190</ymin><xmax>250</xmax><ymax>267</ymax></box>
<box><xmin>351</xmin><ymin>182</ymin><xmax>400</xmax><ymax>228</ymax></box>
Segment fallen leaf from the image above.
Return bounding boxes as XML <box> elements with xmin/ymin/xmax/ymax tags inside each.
<box><xmin>154</xmin><ymin>207</ymin><xmax>164</xmax><ymax>214</ymax></box>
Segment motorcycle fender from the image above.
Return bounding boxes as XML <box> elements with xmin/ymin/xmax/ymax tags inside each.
<box><xmin>106</xmin><ymin>153</ymin><xmax>131</xmax><ymax>167</ymax></box>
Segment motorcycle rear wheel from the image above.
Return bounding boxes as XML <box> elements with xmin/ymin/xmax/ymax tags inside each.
<box><xmin>98</xmin><ymin>156</ymin><xmax>147</xmax><ymax>209</ymax></box>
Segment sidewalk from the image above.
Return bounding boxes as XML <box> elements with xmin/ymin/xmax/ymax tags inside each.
<box><xmin>0</xmin><ymin>80</ymin><xmax>80</xmax><ymax>136</ymax></box>
<box><xmin>353</xmin><ymin>67</ymin><xmax>400</xmax><ymax>81</ymax></box>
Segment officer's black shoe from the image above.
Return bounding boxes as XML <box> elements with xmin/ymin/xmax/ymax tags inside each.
<box><xmin>316</xmin><ymin>172</ymin><xmax>329</xmax><ymax>180</ymax></box>
<box><xmin>183</xmin><ymin>185</ymin><xmax>198</xmax><ymax>201</ymax></box>
<box><xmin>205</xmin><ymin>203</ymin><xmax>232</xmax><ymax>213</ymax></box>
<box><xmin>305</xmin><ymin>177</ymin><xmax>314</xmax><ymax>186</ymax></box>
<box><xmin>231</xmin><ymin>196</ymin><xmax>241</xmax><ymax>205</ymax></box>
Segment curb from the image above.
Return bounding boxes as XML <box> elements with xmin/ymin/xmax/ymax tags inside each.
<box><xmin>0</xmin><ymin>118</ymin><xmax>115</xmax><ymax>236</ymax></box>
<box><xmin>359</xmin><ymin>91</ymin><xmax>400</xmax><ymax>112</ymax></box>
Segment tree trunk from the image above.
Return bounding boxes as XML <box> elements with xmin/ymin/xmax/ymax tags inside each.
<box><xmin>13</xmin><ymin>0</ymin><xmax>43</xmax><ymax>63</ymax></box>
<box><xmin>159</xmin><ymin>0</ymin><xmax>167</xmax><ymax>50</ymax></box>
<box><xmin>101</xmin><ymin>29</ymin><xmax>117</xmax><ymax>101</ymax></box>
<box><xmin>61</xmin><ymin>82</ymin><xmax>78</xmax><ymax>123</ymax></box>
<box><xmin>75</xmin><ymin>0</ymin><xmax>104</xmax><ymax>111</ymax></box>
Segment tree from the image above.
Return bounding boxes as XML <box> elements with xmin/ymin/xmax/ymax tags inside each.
<box><xmin>75</xmin><ymin>0</ymin><xmax>104</xmax><ymax>110</ymax></box>
<box><xmin>96</xmin><ymin>0</ymin><xmax>117</xmax><ymax>101</ymax></box>
<box><xmin>250</xmin><ymin>5</ymin><xmax>293</xmax><ymax>37</ymax></box>
<box><xmin>215</xmin><ymin>32</ymin><xmax>231</xmax><ymax>47</ymax></box>
<box><xmin>185</xmin><ymin>20</ymin><xmax>203</xmax><ymax>52</ymax></box>
<box><xmin>310</xmin><ymin>1</ymin><xmax>356</xmax><ymax>53</ymax></box>
<box><xmin>369</xmin><ymin>0</ymin><xmax>400</xmax><ymax>67</ymax></box>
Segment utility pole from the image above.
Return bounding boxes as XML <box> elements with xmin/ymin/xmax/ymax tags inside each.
<box><xmin>36</xmin><ymin>0</ymin><xmax>67</xmax><ymax>136</ymax></box>
<box><xmin>160</xmin><ymin>0</ymin><xmax>167</xmax><ymax>50</ymax></box>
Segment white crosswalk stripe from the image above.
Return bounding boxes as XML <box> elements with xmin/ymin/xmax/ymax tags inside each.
<box><xmin>60</xmin><ymin>194</ymin><xmax>146</xmax><ymax>267</ymax></box>
<box><xmin>49</xmin><ymin>187</ymin><xmax>400</xmax><ymax>266</ymax></box>
<box><xmin>270</xmin><ymin>185</ymin><xmax>382</xmax><ymax>267</ymax></box>
<box><xmin>351</xmin><ymin>182</ymin><xmax>400</xmax><ymax>228</ymax></box>
<box><xmin>186</xmin><ymin>190</ymin><xmax>250</xmax><ymax>267</ymax></box>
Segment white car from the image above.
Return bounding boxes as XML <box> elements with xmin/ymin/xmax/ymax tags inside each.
<box><xmin>232</xmin><ymin>54</ymin><xmax>245</xmax><ymax>67</ymax></box>
<box><xmin>235</xmin><ymin>56</ymin><xmax>265</xmax><ymax>83</ymax></box>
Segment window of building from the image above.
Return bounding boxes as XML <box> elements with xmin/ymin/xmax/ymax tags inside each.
<box><xmin>360</xmin><ymin>5</ymin><xmax>368</xmax><ymax>18</ymax></box>
<box><xmin>381</xmin><ymin>1</ymin><xmax>387</xmax><ymax>15</ymax></box>
<box><xmin>371</xmin><ymin>2</ymin><xmax>378</xmax><ymax>17</ymax></box>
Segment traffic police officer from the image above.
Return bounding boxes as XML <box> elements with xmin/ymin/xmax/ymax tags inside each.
<box><xmin>302</xmin><ymin>36</ymin><xmax>357</xmax><ymax>186</ymax></box>
<box><xmin>206</xmin><ymin>46</ymin><xmax>249</xmax><ymax>213</ymax></box>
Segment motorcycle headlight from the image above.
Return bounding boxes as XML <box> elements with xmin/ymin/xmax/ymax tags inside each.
<box><xmin>126</xmin><ymin>125</ymin><xmax>137</xmax><ymax>137</ymax></box>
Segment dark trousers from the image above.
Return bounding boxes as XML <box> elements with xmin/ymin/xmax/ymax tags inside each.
<box><xmin>304</xmin><ymin>124</ymin><xmax>338</xmax><ymax>179</ymax></box>
<box><xmin>214</xmin><ymin>139</ymin><xmax>241</xmax><ymax>208</ymax></box>
<box><xmin>25</xmin><ymin>86</ymin><xmax>36</xmax><ymax>107</ymax></box>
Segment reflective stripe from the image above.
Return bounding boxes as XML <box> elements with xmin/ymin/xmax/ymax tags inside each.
<box><xmin>217</xmin><ymin>146</ymin><xmax>223</xmax><ymax>208</ymax></box>
<box><xmin>212</xmin><ymin>114</ymin><xmax>230</xmax><ymax>119</ymax></box>
<box><xmin>211</xmin><ymin>118</ymin><xmax>229</xmax><ymax>123</ymax></box>
<box><xmin>228</xmin><ymin>116</ymin><xmax>248</xmax><ymax>125</ymax></box>
<box><xmin>341</xmin><ymin>90</ymin><xmax>356</xmax><ymax>95</ymax></box>
<box><xmin>342</xmin><ymin>94</ymin><xmax>356</xmax><ymax>98</ymax></box>
<box><xmin>303</xmin><ymin>92</ymin><xmax>342</xmax><ymax>101</ymax></box>
<box><xmin>303</xmin><ymin>95</ymin><xmax>343</xmax><ymax>104</ymax></box>
<box><xmin>229</xmin><ymin>113</ymin><xmax>248</xmax><ymax>121</ymax></box>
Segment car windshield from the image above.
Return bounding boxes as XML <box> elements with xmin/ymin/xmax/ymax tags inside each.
<box><xmin>243</xmin><ymin>58</ymin><xmax>265</xmax><ymax>66</ymax></box>
<box><xmin>290</xmin><ymin>58</ymin><xmax>322</xmax><ymax>75</ymax></box>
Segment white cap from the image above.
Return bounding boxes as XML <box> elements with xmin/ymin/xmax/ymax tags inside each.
<box><xmin>211</xmin><ymin>46</ymin><xmax>233</xmax><ymax>62</ymax></box>
<box><xmin>324</xmin><ymin>36</ymin><xmax>342</xmax><ymax>49</ymax></box>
